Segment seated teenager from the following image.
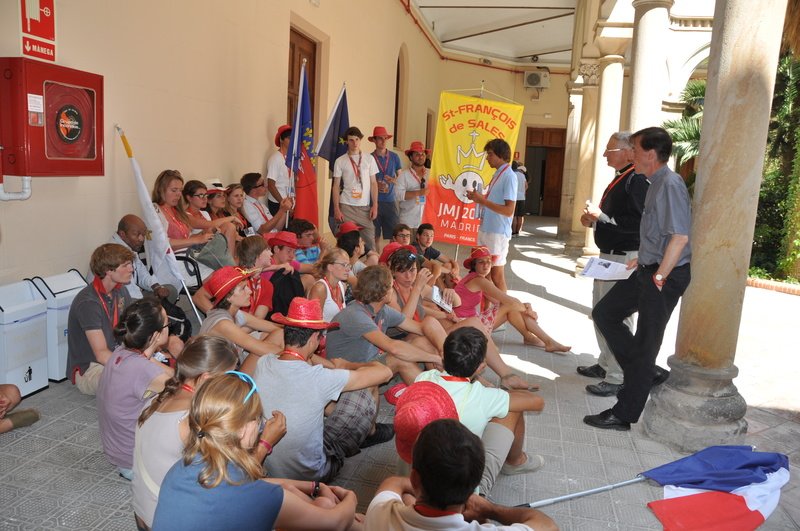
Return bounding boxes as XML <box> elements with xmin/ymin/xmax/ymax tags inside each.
<box><xmin>193</xmin><ymin>235</ymin><xmax>282</xmax><ymax>322</ymax></box>
<box><xmin>226</xmin><ymin>183</ymin><xmax>255</xmax><ymax>237</ymax></box>
<box><xmin>203</xmin><ymin>180</ymin><xmax>231</xmax><ymax>221</ymax></box>
<box><xmin>336</xmin><ymin>221</ymin><xmax>379</xmax><ymax>280</ymax></box>
<box><xmin>455</xmin><ymin>247</ymin><xmax>570</xmax><ymax>353</ymax></box>
<box><xmin>182</xmin><ymin>180</ymin><xmax>241</xmax><ymax>258</ymax></box>
<box><xmin>289</xmin><ymin>218</ymin><xmax>327</xmax><ymax>265</ymax></box>
<box><xmin>0</xmin><ymin>384</ymin><xmax>40</xmax><ymax>435</ymax></box>
<box><xmin>414</xmin><ymin>223</ymin><xmax>460</xmax><ymax>283</ymax></box>
<box><xmin>67</xmin><ymin>243</ymin><xmax>135</xmax><ymax>395</ymax></box>
<box><xmin>246</xmin><ymin>298</ymin><xmax>394</xmax><ymax>482</ymax></box>
<box><xmin>325</xmin><ymin>265</ymin><xmax>444</xmax><ymax>385</ymax></box>
<box><xmin>308</xmin><ymin>248</ymin><xmax>349</xmax><ymax>322</ymax></box>
<box><xmin>240</xmin><ymin>172</ymin><xmax>292</xmax><ymax>235</ymax></box>
<box><xmin>151</xmin><ymin>170</ymin><xmax>217</xmax><ymax>253</ymax></box>
<box><xmin>386</xmin><ymin>248</ymin><xmax>531</xmax><ymax>391</ymax></box>
<box><xmin>132</xmin><ymin>336</ymin><xmax>281</xmax><ymax>530</ymax></box>
<box><xmin>366</xmin><ymin>419</ymin><xmax>558</xmax><ymax>531</ymax></box>
<box><xmin>96</xmin><ymin>298</ymin><xmax>175</xmax><ymax>480</ymax></box>
<box><xmin>151</xmin><ymin>372</ymin><xmax>361</xmax><ymax>531</ymax></box>
<box><xmin>198</xmin><ymin>266</ymin><xmax>283</xmax><ymax>363</ymax></box>
<box><xmin>262</xmin><ymin>231</ymin><xmax>313</xmax><ymax>313</ymax></box>
<box><xmin>417</xmin><ymin>327</ymin><xmax>545</xmax><ymax>494</ymax></box>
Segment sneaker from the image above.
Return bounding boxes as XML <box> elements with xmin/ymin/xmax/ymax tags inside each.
<box><xmin>501</xmin><ymin>453</ymin><xmax>545</xmax><ymax>475</ymax></box>
<box><xmin>360</xmin><ymin>423</ymin><xmax>395</xmax><ymax>448</ymax></box>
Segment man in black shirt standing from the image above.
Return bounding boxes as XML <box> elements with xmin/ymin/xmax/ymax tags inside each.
<box><xmin>577</xmin><ymin>132</ymin><xmax>649</xmax><ymax>397</ymax></box>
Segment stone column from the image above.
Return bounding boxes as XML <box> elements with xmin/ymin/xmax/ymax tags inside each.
<box><xmin>643</xmin><ymin>0</ymin><xmax>787</xmax><ymax>452</ymax></box>
<box><xmin>557</xmin><ymin>84</ymin><xmax>583</xmax><ymax>240</ymax></box>
<box><xmin>583</xmin><ymin>55</ymin><xmax>626</xmax><ymax>257</ymax></box>
<box><xmin>628</xmin><ymin>0</ymin><xmax>673</xmax><ymax>132</ymax></box>
<box><xmin>565</xmin><ymin>63</ymin><xmax>599</xmax><ymax>256</ymax></box>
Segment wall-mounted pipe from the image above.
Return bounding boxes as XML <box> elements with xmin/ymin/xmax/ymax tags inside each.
<box><xmin>0</xmin><ymin>176</ymin><xmax>33</xmax><ymax>201</ymax></box>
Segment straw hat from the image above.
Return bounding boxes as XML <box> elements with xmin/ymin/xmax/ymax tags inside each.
<box><xmin>336</xmin><ymin>221</ymin><xmax>363</xmax><ymax>238</ymax></box>
<box><xmin>274</xmin><ymin>124</ymin><xmax>292</xmax><ymax>147</ymax></box>
<box><xmin>463</xmin><ymin>246</ymin><xmax>499</xmax><ymax>269</ymax></box>
<box><xmin>368</xmin><ymin>126</ymin><xmax>392</xmax><ymax>142</ymax></box>
<box><xmin>266</xmin><ymin>231</ymin><xmax>299</xmax><ymax>249</ymax></box>
<box><xmin>204</xmin><ymin>267</ymin><xmax>255</xmax><ymax>306</ymax></box>
<box><xmin>404</xmin><ymin>140</ymin><xmax>430</xmax><ymax>157</ymax></box>
<box><xmin>271</xmin><ymin>297</ymin><xmax>340</xmax><ymax>330</ymax></box>
<box><xmin>394</xmin><ymin>382</ymin><xmax>459</xmax><ymax>464</ymax></box>
<box><xmin>379</xmin><ymin>242</ymin><xmax>416</xmax><ymax>265</ymax></box>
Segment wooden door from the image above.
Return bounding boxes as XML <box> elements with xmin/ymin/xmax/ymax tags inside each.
<box><xmin>542</xmin><ymin>148</ymin><xmax>564</xmax><ymax>216</ymax></box>
<box><xmin>525</xmin><ymin>127</ymin><xmax>566</xmax><ymax>217</ymax></box>
<box><xmin>288</xmin><ymin>29</ymin><xmax>316</xmax><ymax>123</ymax></box>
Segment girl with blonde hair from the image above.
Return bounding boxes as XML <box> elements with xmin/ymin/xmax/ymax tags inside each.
<box><xmin>152</xmin><ymin>372</ymin><xmax>362</xmax><ymax>531</ymax></box>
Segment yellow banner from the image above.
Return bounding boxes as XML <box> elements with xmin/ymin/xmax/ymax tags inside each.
<box><xmin>422</xmin><ymin>92</ymin><xmax>524</xmax><ymax>246</ymax></box>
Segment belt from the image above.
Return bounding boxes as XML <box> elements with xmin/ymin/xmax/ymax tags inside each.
<box><xmin>599</xmin><ymin>249</ymin><xmax>630</xmax><ymax>256</ymax></box>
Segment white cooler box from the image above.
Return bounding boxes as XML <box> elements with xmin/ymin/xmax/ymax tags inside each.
<box><xmin>31</xmin><ymin>270</ymin><xmax>87</xmax><ymax>381</ymax></box>
<box><xmin>0</xmin><ymin>280</ymin><xmax>48</xmax><ymax>396</ymax></box>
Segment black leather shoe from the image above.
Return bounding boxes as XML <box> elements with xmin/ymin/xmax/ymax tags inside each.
<box><xmin>586</xmin><ymin>381</ymin><xmax>623</xmax><ymax>397</ymax></box>
<box><xmin>583</xmin><ymin>409</ymin><xmax>631</xmax><ymax>431</ymax></box>
<box><xmin>653</xmin><ymin>366</ymin><xmax>670</xmax><ymax>386</ymax></box>
<box><xmin>576</xmin><ymin>364</ymin><xmax>606</xmax><ymax>379</ymax></box>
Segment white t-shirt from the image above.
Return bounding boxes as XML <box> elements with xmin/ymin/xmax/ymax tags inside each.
<box><xmin>365</xmin><ymin>491</ymin><xmax>534</xmax><ymax>531</ymax></box>
<box><xmin>395</xmin><ymin>167</ymin><xmax>429</xmax><ymax>228</ymax></box>
<box><xmin>333</xmin><ymin>151</ymin><xmax>379</xmax><ymax>206</ymax></box>
<box><xmin>243</xmin><ymin>194</ymin><xmax>273</xmax><ymax>231</ymax></box>
<box><xmin>266</xmin><ymin>150</ymin><xmax>291</xmax><ymax>202</ymax></box>
<box><xmin>415</xmin><ymin>369</ymin><xmax>509</xmax><ymax>436</ymax></box>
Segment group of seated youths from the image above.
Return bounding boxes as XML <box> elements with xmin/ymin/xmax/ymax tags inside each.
<box><xmin>57</xmin><ymin>167</ymin><xmax>568</xmax><ymax>529</ymax></box>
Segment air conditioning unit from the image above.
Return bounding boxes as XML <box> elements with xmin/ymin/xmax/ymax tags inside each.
<box><xmin>523</xmin><ymin>70</ymin><xmax>550</xmax><ymax>89</ymax></box>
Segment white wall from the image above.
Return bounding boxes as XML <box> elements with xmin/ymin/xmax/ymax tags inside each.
<box><xmin>0</xmin><ymin>0</ymin><xmax>568</xmax><ymax>284</ymax></box>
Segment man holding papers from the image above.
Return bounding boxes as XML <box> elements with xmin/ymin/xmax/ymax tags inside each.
<box><xmin>585</xmin><ymin>127</ymin><xmax>692</xmax><ymax>431</ymax></box>
<box><xmin>578</xmin><ymin>132</ymin><xmax>649</xmax><ymax>397</ymax></box>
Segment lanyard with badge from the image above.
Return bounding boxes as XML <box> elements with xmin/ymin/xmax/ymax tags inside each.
<box><xmin>348</xmin><ymin>154</ymin><xmax>364</xmax><ymax>199</ymax></box>
<box><xmin>375</xmin><ymin>152</ymin><xmax>392</xmax><ymax>194</ymax></box>
<box><xmin>409</xmin><ymin>167</ymin><xmax>427</xmax><ymax>205</ymax></box>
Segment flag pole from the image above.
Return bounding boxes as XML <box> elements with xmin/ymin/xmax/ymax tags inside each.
<box><xmin>517</xmin><ymin>476</ymin><xmax>646</xmax><ymax>509</ymax></box>
<box><xmin>115</xmin><ymin>125</ymin><xmax>204</xmax><ymax>324</ymax></box>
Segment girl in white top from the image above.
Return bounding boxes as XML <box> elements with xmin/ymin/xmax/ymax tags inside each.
<box><xmin>308</xmin><ymin>248</ymin><xmax>350</xmax><ymax>322</ymax></box>
<box><xmin>132</xmin><ymin>336</ymin><xmax>287</xmax><ymax>530</ymax></box>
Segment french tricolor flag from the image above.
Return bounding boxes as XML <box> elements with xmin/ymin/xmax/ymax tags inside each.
<box><xmin>643</xmin><ymin>446</ymin><xmax>790</xmax><ymax>531</ymax></box>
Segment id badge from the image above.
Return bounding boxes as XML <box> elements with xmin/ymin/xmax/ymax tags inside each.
<box><xmin>417</xmin><ymin>195</ymin><xmax>426</xmax><ymax>205</ymax></box>
<box><xmin>351</xmin><ymin>188</ymin><xmax>363</xmax><ymax>199</ymax></box>
<box><xmin>245</xmin><ymin>227</ymin><xmax>256</xmax><ymax>236</ymax></box>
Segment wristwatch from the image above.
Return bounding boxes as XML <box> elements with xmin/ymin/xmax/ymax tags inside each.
<box><xmin>653</xmin><ymin>273</ymin><xmax>666</xmax><ymax>288</ymax></box>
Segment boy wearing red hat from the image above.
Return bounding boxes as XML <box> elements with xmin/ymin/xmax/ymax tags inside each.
<box><xmin>416</xmin><ymin>327</ymin><xmax>546</xmax><ymax>495</ymax></box>
<box><xmin>332</xmin><ymin>126</ymin><xmax>379</xmax><ymax>252</ymax></box>
<box><xmin>246</xmin><ymin>298</ymin><xmax>393</xmax><ymax>482</ymax></box>
<box><xmin>369</xmin><ymin>126</ymin><xmax>402</xmax><ymax>249</ymax></box>
<box><xmin>396</xmin><ymin>141</ymin><xmax>431</xmax><ymax>233</ymax></box>
<box><xmin>366</xmin><ymin>419</ymin><xmax>557</xmax><ymax>531</ymax></box>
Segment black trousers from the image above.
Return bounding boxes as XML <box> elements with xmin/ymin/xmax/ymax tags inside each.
<box><xmin>592</xmin><ymin>263</ymin><xmax>691</xmax><ymax>423</ymax></box>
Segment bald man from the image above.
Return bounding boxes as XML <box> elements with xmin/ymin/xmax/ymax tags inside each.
<box><xmin>112</xmin><ymin>214</ymin><xmax>174</xmax><ymax>301</ymax></box>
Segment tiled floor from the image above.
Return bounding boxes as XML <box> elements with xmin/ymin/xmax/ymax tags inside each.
<box><xmin>2</xmin><ymin>217</ymin><xmax>798</xmax><ymax>530</ymax></box>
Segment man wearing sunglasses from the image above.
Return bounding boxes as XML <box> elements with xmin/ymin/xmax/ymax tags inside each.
<box><xmin>577</xmin><ymin>132</ymin><xmax>649</xmax><ymax>398</ymax></box>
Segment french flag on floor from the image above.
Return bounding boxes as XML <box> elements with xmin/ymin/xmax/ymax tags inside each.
<box><xmin>643</xmin><ymin>445</ymin><xmax>790</xmax><ymax>531</ymax></box>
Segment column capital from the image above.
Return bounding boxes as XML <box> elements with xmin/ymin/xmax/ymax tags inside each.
<box><xmin>598</xmin><ymin>54</ymin><xmax>625</xmax><ymax>67</ymax></box>
<box><xmin>578</xmin><ymin>62</ymin><xmax>599</xmax><ymax>86</ymax></box>
<box><xmin>632</xmin><ymin>0</ymin><xmax>674</xmax><ymax>11</ymax></box>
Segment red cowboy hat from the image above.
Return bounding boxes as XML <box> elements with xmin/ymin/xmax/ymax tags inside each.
<box><xmin>271</xmin><ymin>297</ymin><xmax>340</xmax><ymax>330</ymax></box>
<box><xmin>204</xmin><ymin>266</ymin><xmax>255</xmax><ymax>307</ymax></box>
<box><xmin>368</xmin><ymin>126</ymin><xmax>393</xmax><ymax>142</ymax></box>
<box><xmin>394</xmin><ymin>382</ymin><xmax>459</xmax><ymax>464</ymax></box>
<box><xmin>379</xmin><ymin>242</ymin><xmax>416</xmax><ymax>265</ymax></box>
<box><xmin>274</xmin><ymin>124</ymin><xmax>292</xmax><ymax>147</ymax></box>
<box><xmin>266</xmin><ymin>230</ymin><xmax>299</xmax><ymax>249</ymax></box>
<box><xmin>404</xmin><ymin>140</ymin><xmax>431</xmax><ymax>157</ymax></box>
<box><xmin>463</xmin><ymin>246</ymin><xmax>499</xmax><ymax>269</ymax></box>
<box><xmin>335</xmin><ymin>221</ymin><xmax>363</xmax><ymax>238</ymax></box>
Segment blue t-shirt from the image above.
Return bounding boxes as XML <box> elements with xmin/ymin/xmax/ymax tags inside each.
<box><xmin>295</xmin><ymin>245</ymin><xmax>321</xmax><ymax>264</ymax></box>
<box><xmin>480</xmin><ymin>164</ymin><xmax>518</xmax><ymax>237</ymax></box>
<box><xmin>152</xmin><ymin>459</ymin><xmax>283</xmax><ymax>530</ymax></box>
<box><xmin>373</xmin><ymin>150</ymin><xmax>402</xmax><ymax>202</ymax></box>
